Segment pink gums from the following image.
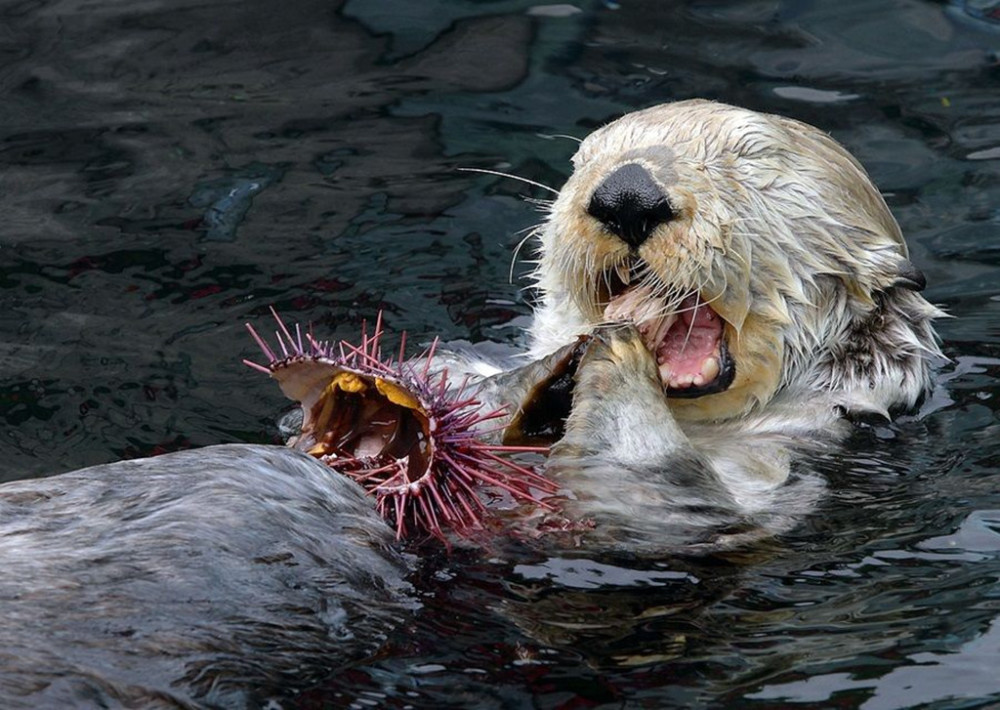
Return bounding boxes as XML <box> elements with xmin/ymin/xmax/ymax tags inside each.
<box><xmin>654</xmin><ymin>294</ymin><xmax>723</xmax><ymax>386</ymax></box>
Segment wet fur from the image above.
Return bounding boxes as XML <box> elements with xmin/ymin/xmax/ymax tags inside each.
<box><xmin>0</xmin><ymin>445</ymin><xmax>414</xmax><ymax>708</ymax></box>
<box><xmin>530</xmin><ymin>100</ymin><xmax>942</xmax><ymax>419</ymax></box>
<box><xmin>482</xmin><ymin>100</ymin><xmax>943</xmax><ymax>553</ymax></box>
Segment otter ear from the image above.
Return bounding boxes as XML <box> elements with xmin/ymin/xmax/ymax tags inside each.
<box><xmin>891</xmin><ymin>260</ymin><xmax>926</xmax><ymax>292</ymax></box>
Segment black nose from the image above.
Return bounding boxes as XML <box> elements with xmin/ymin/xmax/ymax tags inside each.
<box><xmin>586</xmin><ymin>163</ymin><xmax>674</xmax><ymax>249</ymax></box>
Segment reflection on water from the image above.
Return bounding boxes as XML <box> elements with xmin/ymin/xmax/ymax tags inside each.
<box><xmin>1</xmin><ymin>0</ymin><xmax>1000</xmax><ymax>706</ymax></box>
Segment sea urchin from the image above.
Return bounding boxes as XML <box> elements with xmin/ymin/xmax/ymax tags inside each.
<box><xmin>244</xmin><ymin>309</ymin><xmax>556</xmax><ymax>541</ymax></box>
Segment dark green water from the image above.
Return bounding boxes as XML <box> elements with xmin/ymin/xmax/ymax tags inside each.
<box><xmin>1</xmin><ymin>0</ymin><xmax>999</xmax><ymax>707</ymax></box>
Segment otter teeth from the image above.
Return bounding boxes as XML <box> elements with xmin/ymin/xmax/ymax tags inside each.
<box><xmin>660</xmin><ymin>355</ymin><xmax>721</xmax><ymax>390</ymax></box>
<box><xmin>700</xmin><ymin>356</ymin><xmax>720</xmax><ymax>382</ymax></box>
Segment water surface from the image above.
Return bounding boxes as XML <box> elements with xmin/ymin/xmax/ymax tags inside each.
<box><xmin>2</xmin><ymin>0</ymin><xmax>1000</xmax><ymax>707</ymax></box>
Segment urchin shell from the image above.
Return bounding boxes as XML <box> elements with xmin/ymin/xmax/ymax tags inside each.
<box><xmin>244</xmin><ymin>308</ymin><xmax>554</xmax><ymax>541</ymax></box>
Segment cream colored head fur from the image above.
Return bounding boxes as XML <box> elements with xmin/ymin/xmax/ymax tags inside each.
<box><xmin>529</xmin><ymin>99</ymin><xmax>943</xmax><ymax>423</ymax></box>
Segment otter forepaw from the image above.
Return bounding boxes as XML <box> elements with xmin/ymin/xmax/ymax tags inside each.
<box><xmin>572</xmin><ymin>323</ymin><xmax>664</xmax><ymax>402</ymax></box>
<box><xmin>554</xmin><ymin>324</ymin><xmax>691</xmax><ymax>463</ymax></box>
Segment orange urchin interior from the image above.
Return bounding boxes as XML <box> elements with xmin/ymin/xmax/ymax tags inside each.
<box><xmin>303</xmin><ymin>370</ymin><xmax>433</xmax><ymax>485</ymax></box>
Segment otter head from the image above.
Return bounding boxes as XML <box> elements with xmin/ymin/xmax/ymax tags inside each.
<box><xmin>530</xmin><ymin>100</ymin><xmax>943</xmax><ymax>422</ymax></box>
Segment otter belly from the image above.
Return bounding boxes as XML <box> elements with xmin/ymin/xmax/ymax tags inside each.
<box><xmin>0</xmin><ymin>444</ymin><xmax>415</xmax><ymax>708</ymax></box>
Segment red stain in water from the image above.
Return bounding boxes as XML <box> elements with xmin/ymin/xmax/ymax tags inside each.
<box><xmin>306</xmin><ymin>277</ymin><xmax>351</xmax><ymax>292</ymax></box>
<box><xmin>190</xmin><ymin>284</ymin><xmax>222</xmax><ymax>299</ymax></box>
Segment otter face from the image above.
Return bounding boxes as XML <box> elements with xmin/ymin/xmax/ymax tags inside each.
<box><xmin>529</xmin><ymin>99</ymin><xmax>942</xmax><ymax>423</ymax></box>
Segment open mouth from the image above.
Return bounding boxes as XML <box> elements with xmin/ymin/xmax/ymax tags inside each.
<box><xmin>299</xmin><ymin>371</ymin><xmax>433</xmax><ymax>478</ymax></box>
<box><xmin>600</xmin><ymin>269</ymin><xmax>735</xmax><ymax>398</ymax></box>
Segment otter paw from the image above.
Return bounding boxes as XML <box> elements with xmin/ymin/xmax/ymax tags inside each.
<box><xmin>574</xmin><ymin>323</ymin><xmax>663</xmax><ymax>398</ymax></box>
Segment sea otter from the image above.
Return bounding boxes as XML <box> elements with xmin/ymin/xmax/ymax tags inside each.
<box><xmin>477</xmin><ymin>99</ymin><xmax>943</xmax><ymax>553</ymax></box>
<box><xmin>0</xmin><ymin>100</ymin><xmax>943</xmax><ymax>704</ymax></box>
<box><xmin>530</xmin><ymin>100</ymin><xmax>940</xmax><ymax>413</ymax></box>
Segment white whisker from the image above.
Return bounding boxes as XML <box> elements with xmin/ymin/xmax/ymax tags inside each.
<box><xmin>457</xmin><ymin>167</ymin><xmax>559</xmax><ymax>195</ymax></box>
<box><xmin>537</xmin><ymin>133</ymin><xmax>584</xmax><ymax>144</ymax></box>
<box><xmin>524</xmin><ymin>197</ymin><xmax>555</xmax><ymax>210</ymax></box>
<box><xmin>509</xmin><ymin>225</ymin><xmax>542</xmax><ymax>283</ymax></box>
<box><xmin>679</xmin><ymin>293</ymin><xmax>700</xmax><ymax>355</ymax></box>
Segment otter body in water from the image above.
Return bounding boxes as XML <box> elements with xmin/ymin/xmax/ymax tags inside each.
<box><xmin>0</xmin><ymin>445</ymin><xmax>415</xmax><ymax>708</ymax></box>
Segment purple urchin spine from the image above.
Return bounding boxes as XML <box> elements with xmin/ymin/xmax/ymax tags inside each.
<box><xmin>244</xmin><ymin>308</ymin><xmax>555</xmax><ymax>541</ymax></box>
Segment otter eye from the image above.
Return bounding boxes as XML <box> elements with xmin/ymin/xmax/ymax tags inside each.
<box><xmin>587</xmin><ymin>162</ymin><xmax>674</xmax><ymax>249</ymax></box>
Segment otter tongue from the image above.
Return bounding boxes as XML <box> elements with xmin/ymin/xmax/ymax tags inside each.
<box><xmin>656</xmin><ymin>295</ymin><xmax>722</xmax><ymax>389</ymax></box>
